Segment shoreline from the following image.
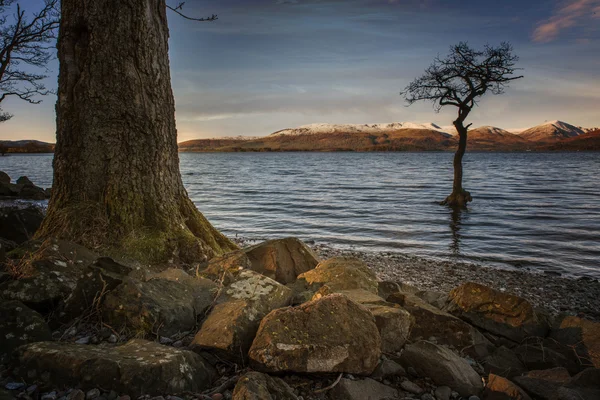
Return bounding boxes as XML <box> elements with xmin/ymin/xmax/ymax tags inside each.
<box><xmin>234</xmin><ymin>237</ymin><xmax>600</xmax><ymax>321</ymax></box>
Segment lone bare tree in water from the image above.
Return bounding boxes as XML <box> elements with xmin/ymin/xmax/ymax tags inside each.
<box><xmin>37</xmin><ymin>0</ymin><xmax>235</xmax><ymax>264</ymax></box>
<box><xmin>401</xmin><ymin>42</ymin><xmax>523</xmax><ymax>207</ymax></box>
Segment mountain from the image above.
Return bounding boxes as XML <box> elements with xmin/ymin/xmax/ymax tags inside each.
<box><xmin>519</xmin><ymin>120</ymin><xmax>585</xmax><ymax>141</ymax></box>
<box><xmin>468</xmin><ymin>126</ymin><xmax>529</xmax><ymax>150</ymax></box>
<box><xmin>0</xmin><ymin>140</ymin><xmax>54</xmax><ymax>153</ymax></box>
<box><xmin>539</xmin><ymin>129</ymin><xmax>600</xmax><ymax>151</ymax></box>
<box><xmin>271</xmin><ymin>122</ymin><xmax>456</xmax><ymax>137</ymax></box>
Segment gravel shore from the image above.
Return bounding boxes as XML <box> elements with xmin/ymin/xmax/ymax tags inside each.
<box><xmin>235</xmin><ymin>237</ymin><xmax>600</xmax><ymax>321</ymax></box>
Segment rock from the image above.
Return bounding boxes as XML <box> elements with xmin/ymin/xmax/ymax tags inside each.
<box><xmin>296</xmin><ymin>257</ymin><xmax>379</xmax><ymax>294</ymax></box>
<box><xmin>422</xmin><ymin>394</ymin><xmax>435</xmax><ymax>400</ymax></box>
<box><xmin>400</xmin><ymin>341</ymin><xmax>483</xmax><ymax>397</ymax></box>
<box><xmin>435</xmin><ymin>386</ymin><xmax>452</xmax><ymax>400</ymax></box>
<box><xmin>19</xmin><ymin>184</ymin><xmax>47</xmax><ymax>200</ymax></box>
<box><xmin>527</xmin><ymin>367</ymin><xmax>571</xmax><ymax>383</ymax></box>
<box><xmin>200</xmin><ymin>250</ymin><xmax>251</xmax><ymax>285</ymax></box>
<box><xmin>329</xmin><ymin>378</ymin><xmax>398</xmax><ymax>400</ymax></box>
<box><xmin>67</xmin><ymin>390</ymin><xmax>85</xmax><ymax>400</ymax></box>
<box><xmin>4</xmin><ymin>383</ymin><xmax>25</xmax><ymax>390</ymax></box>
<box><xmin>367</xmin><ymin>305</ymin><xmax>414</xmax><ymax>353</ymax></box>
<box><xmin>415</xmin><ymin>290</ymin><xmax>449</xmax><ymax>310</ymax></box>
<box><xmin>0</xmin><ymin>206</ymin><xmax>44</xmax><ymax>244</ymax></box>
<box><xmin>13</xmin><ymin>339</ymin><xmax>216</xmax><ymax>397</ymax></box>
<box><xmin>371</xmin><ymin>359</ymin><xmax>406</xmax><ymax>379</ymax></box>
<box><xmin>243</xmin><ymin>238</ymin><xmax>320</xmax><ymax>284</ymax></box>
<box><xmin>103</xmin><ymin>271</ymin><xmax>218</xmax><ymax>337</ymax></box>
<box><xmin>249</xmin><ymin>294</ymin><xmax>381</xmax><ymax>375</ymax></box>
<box><xmin>0</xmin><ymin>300</ymin><xmax>52</xmax><ymax>364</ymax></box>
<box><xmin>388</xmin><ymin>292</ymin><xmax>493</xmax><ymax>359</ymax></box>
<box><xmin>16</xmin><ymin>176</ymin><xmax>33</xmax><ymax>186</ymax></box>
<box><xmin>232</xmin><ymin>371</ymin><xmax>298</xmax><ymax>400</ymax></box>
<box><xmin>513</xmin><ymin>342</ymin><xmax>579</xmax><ymax>374</ymax></box>
<box><xmin>563</xmin><ymin>368</ymin><xmax>600</xmax><ymax>400</ymax></box>
<box><xmin>483</xmin><ymin>374</ymin><xmax>531</xmax><ymax>400</ymax></box>
<box><xmin>444</xmin><ymin>282</ymin><xmax>548</xmax><ymax>342</ymax></box>
<box><xmin>378</xmin><ymin>281</ymin><xmax>401</xmax><ymax>300</ymax></box>
<box><xmin>481</xmin><ymin>346</ymin><xmax>527</xmax><ymax>378</ymax></box>
<box><xmin>550</xmin><ymin>316</ymin><xmax>600</xmax><ymax>369</ymax></box>
<box><xmin>401</xmin><ymin>380</ymin><xmax>424</xmax><ymax>394</ymax></box>
<box><xmin>0</xmin><ymin>239</ymin><xmax>98</xmax><ymax>313</ymax></box>
<box><xmin>312</xmin><ymin>287</ymin><xmax>387</xmax><ymax>305</ymax></box>
<box><xmin>192</xmin><ymin>270</ymin><xmax>292</xmax><ymax>362</ymax></box>
<box><xmin>62</xmin><ymin>258</ymin><xmax>133</xmax><ymax>322</ymax></box>
<box><xmin>0</xmin><ymin>171</ymin><xmax>9</xmax><ymax>184</ymax></box>
<box><xmin>85</xmin><ymin>389</ymin><xmax>100</xmax><ymax>400</ymax></box>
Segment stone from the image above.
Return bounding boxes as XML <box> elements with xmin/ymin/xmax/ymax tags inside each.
<box><xmin>232</xmin><ymin>371</ymin><xmax>298</xmax><ymax>400</ymax></box>
<box><xmin>371</xmin><ymin>359</ymin><xmax>406</xmax><ymax>379</ymax></box>
<box><xmin>0</xmin><ymin>300</ymin><xmax>52</xmax><ymax>364</ymax></box>
<box><xmin>550</xmin><ymin>316</ymin><xmax>600</xmax><ymax>369</ymax></box>
<box><xmin>527</xmin><ymin>367</ymin><xmax>571</xmax><ymax>384</ymax></box>
<box><xmin>483</xmin><ymin>374</ymin><xmax>531</xmax><ymax>400</ymax></box>
<box><xmin>0</xmin><ymin>206</ymin><xmax>44</xmax><ymax>244</ymax></box>
<box><xmin>388</xmin><ymin>292</ymin><xmax>493</xmax><ymax>359</ymax></box>
<box><xmin>377</xmin><ymin>281</ymin><xmax>401</xmax><ymax>300</ymax></box>
<box><xmin>4</xmin><ymin>383</ymin><xmax>25</xmax><ymax>390</ymax></box>
<box><xmin>192</xmin><ymin>270</ymin><xmax>291</xmax><ymax>362</ymax></box>
<box><xmin>19</xmin><ymin>184</ymin><xmax>47</xmax><ymax>200</ymax></box>
<box><xmin>16</xmin><ymin>176</ymin><xmax>33</xmax><ymax>186</ymax></box>
<box><xmin>435</xmin><ymin>386</ymin><xmax>452</xmax><ymax>400</ymax></box>
<box><xmin>513</xmin><ymin>342</ymin><xmax>579</xmax><ymax>375</ymax></box>
<box><xmin>68</xmin><ymin>390</ymin><xmax>85</xmax><ymax>400</ymax></box>
<box><xmin>249</xmin><ymin>294</ymin><xmax>381</xmax><ymax>375</ymax></box>
<box><xmin>85</xmin><ymin>389</ymin><xmax>100</xmax><ymax>400</ymax></box>
<box><xmin>0</xmin><ymin>182</ymin><xmax>21</xmax><ymax>197</ymax></box>
<box><xmin>367</xmin><ymin>305</ymin><xmax>414</xmax><ymax>353</ymax></box>
<box><xmin>482</xmin><ymin>346</ymin><xmax>527</xmax><ymax>378</ymax></box>
<box><xmin>329</xmin><ymin>378</ymin><xmax>398</xmax><ymax>400</ymax></box>
<box><xmin>62</xmin><ymin>258</ymin><xmax>133</xmax><ymax>322</ymax></box>
<box><xmin>415</xmin><ymin>290</ymin><xmax>449</xmax><ymax>310</ymax></box>
<box><xmin>13</xmin><ymin>339</ymin><xmax>216</xmax><ymax>397</ymax></box>
<box><xmin>401</xmin><ymin>380</ymin><xmax>424</xmax><ymax>394</ymax></box>
<box><xmin>103</xmin><ymin>272</ymin><xmax>218</xmax><ymax>337</ymax></box>
<box><xmin>200</xmin><ymin>250</ymin><xmax>251</xmax><ymax>285</ymax></box>
<box><xmin>444</xmin><ymin>282</ymin><xmax>548</xmax><ymax>342</ymax></box>
<box><xmin>312</xmin><ymin>286</ymin><xmax>387</xmax><ymax>305</ymax></box>
<box><xmin>400</xmin><ymin>341</ymin><xmax>483</xmax><ymax>397</ymax></box>
<box><xmin>243</xmin><ymin>237</ymin><xmax>320</xmax><ymax>284</ymax></box>
<box><xmin>563</xmin><ymin>368</ymin><xmax>600</xmax><ymax>400</ymax></box>
<box><xmin>296</xmin><ymin>257</ymin><xmax>379</xmax><ymax>294</ymax></box>
<box><xmin>0</xmin><ymin>171</ymin><xmax>9</xmax><ymax>184</ymax></box>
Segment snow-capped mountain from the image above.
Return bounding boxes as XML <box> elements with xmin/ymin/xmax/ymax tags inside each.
<box><xmin>518</xmin><ymin>121</ymin><xmax>585</xmax><ymax>141</ymax></box>
<box><xmin>271</xmin><ymin>122</ymin><xmax>456</xmax><ymax>137</ymax></box>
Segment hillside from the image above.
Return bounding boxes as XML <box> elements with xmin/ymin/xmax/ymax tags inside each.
<box><xmin>539</xmin><ymin>129</ymin><xmax>600</xmax><ymax>151</ymax></box>
<box><xmin>0</xmin><ymin>140</ymin><xmax>55</xmax><ymax>153</ymax></box>
<box><xmin>467</xmin><ymin>126</ymin><xmax>529</xmax><ymax>151</ymax></box>
<box><xmin>519</xmin><ymin>120</ymin><xmax>585</xmax><ymax>141</ymax></box>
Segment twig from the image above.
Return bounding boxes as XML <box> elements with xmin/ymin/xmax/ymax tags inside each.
<box><xmin>166</xmin><ymin>3</ymin><xmax>218</xmax><ymax>22</ymax></box>
<box><xmin>314</xmin><ymin>373</ymin><xmax>343</xmax><ymax>394</ymax></box>
<box><xmin>203</xmin><ymin>376</ymin><xmax>239</xmax><ymax>396</ymax></box>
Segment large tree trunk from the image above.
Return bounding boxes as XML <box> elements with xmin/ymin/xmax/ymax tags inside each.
<box><xmin>37</xmin><ymin>0</ymin><xmax>236</xmax><ymax>263</ymax></box>
<box><xmin>442</xmin><ymin>120</ymin><xmax>472</xmax><ymax>207</ymax></box>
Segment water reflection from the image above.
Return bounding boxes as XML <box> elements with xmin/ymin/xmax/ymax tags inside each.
<box><xmin>449</xmin><ymin>206</ymin><xmax>465</xmax><ymax>256</ymax></box>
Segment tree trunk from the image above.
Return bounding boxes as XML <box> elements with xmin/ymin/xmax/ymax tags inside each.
<box><xmin>37</xmin><ymin>0</ymin><xmax>237</xmax><ymax>263</ymax></box>
<box><xmin>442</xmin><ymin>120</ymin><xmax>472</xmax><ymax>207</ymax></box>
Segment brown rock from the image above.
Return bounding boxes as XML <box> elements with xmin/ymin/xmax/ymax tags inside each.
<box><xmin>329</xmin><ymin>378</ymin><xmax>398</xmax><ymax>400</ymax></box>
<box><xmin>13</xmin><ymin>340</ymin><xmax>216</xmax><ymax>397</ymax></box>
<box><xmin>444</xmin><ymin>282</ymin><xmax>548</xmax><ymax>342</ymax></box>
<box><xmin>296</xmin><ymin>256</ymin><xmax>379</xmax><ymax>294</ymax></box>
<box><xmin>482</xmin><ymin>346</ymin><xmax>527</xmax><ymax>378</ymax></box>
<box><xmin>311</xmin><ymin>286</ymin><xmax>387</xmax><ymax>305</ymax></box>
<box><xmin>399</xmin><ymin>340</ymin><xmax>483</xmax><ymax>397</ymax></box>
<box><xmin>200</xmin><ymin>250</ymin><xmax>251</xmax><ymax>284</ymax></box>
<box><xmin>192</xmin><ymin>270</ymin><xmax>292</xmax><ymax>362</ymax></box>
<box><xmin>527</xmin><ymin>367</ymin><xmax>571</xmax><ymax>384</ymax></box>
<box><xmin>249</xmin><ymin>294</ymin><xmax>381</xmax><ymax>375</ymax></box>
<box><xmin>550</xmin><ymin>316</ymin><xmax>600</xmax><ymax>369</ymax></box>
<box><xmin>232</xmin><ymin>371</ymin><xmax>298</xmax><ymax>400</ymax></box>
<box><xmin>0</xmin><ymin>301</ymin><xmax>51</xmax><ymax>364</ymax></box>
<box><xmin>484</xmin><ymin>374</ymin><xmax>531</xmax><ymax>400</ymax></box>
<box><xmin>367</xmin><ymin>305</ymin><xmax>414</xmax><ymax>353</ymax></box>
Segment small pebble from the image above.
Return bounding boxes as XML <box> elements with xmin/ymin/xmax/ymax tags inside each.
<box><xmin>67</xmin><ymin>389</ymin><xmax>85</xmax><ymax>400</ymax></box>
<box><xmin>421</xmin><ymin>394</ymin><xmax>435</xmax><ymax>400</ymax></box>
<box><xmin>76</xmin><ymin>336</ymin><xmax>91</xmax><ymax>345</ymax></box>
<box><xmin>5</xmin><ymin>383</ymin><xmax>25</xmax><ymax>390</ymax></box>
<box><xmin>90</xmin><ymin>336</ymin><xmax>100</xmax><ymax>344</ymax></box>
<box><xmin>41</xmin><ymin>391</ymin><xmax>58</xmax><ymax>400</ymax></box>
<box><xmin>117</xmin><ymin>396</ymin><xmax>130</xmax><ymax>400</ymax></box>
<box><xmin>210</xmin><ymin>395</ymin><xmax>223</xmax><ymax>400</ymax></box>
<box><xmin>85</xmin><ymin>388</ymin><xmax>100</xmax><ymax>400</ymax></box>
<box><xmin>107</xmin><ymin>391</ymin><xmax>118</xmax><ymax>400</ymax></box>
<box><xmin>172</xmin><ymin>340</ymin><xmax>183</xmax><ymax>348</ymax></box>
<box><xmin>434</xmin><ymin>386</ymin><xmax>452</xmax><ymax>400</ymax></box>
<box><xmin>159</xmin><ymin>337</ymin><xmax>173</xmax><ymax>345</ymax></box>
<box><xmin>26</xmin><ymin>385</ymin><xmax>38</xmax><ymax>394</ymax></box>
<box><xmin>401</xmin><ymin>380</ymin><xmax>423</xmax><ymax>395</ymax></box>
<box><xmin>468</xmin><ymin>397</ymin><xmax>480</xmax><ymax>400</ymax></box>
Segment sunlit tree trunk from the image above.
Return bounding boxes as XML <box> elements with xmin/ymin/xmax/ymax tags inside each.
<box><xmin>37</xmin><ymin>0</ymin><xmax>236</xmax><ymax>263</ymax></box>
<box><xmin>442</xmin><ymin>120</ymin><xmax>472</xmax><ymax>207</ymax></box>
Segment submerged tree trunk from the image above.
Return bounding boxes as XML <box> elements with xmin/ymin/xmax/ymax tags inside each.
<box><xmin>442</xmin><ymin>120</ymin><xmax>472</xmax><ymax>207</ymax></box>
<box><xmin>37</xmin><ymin>0</ymin><xmax>236</xmax><ymax>263</ymax></box>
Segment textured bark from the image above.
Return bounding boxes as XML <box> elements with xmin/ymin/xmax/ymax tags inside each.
<box><xmin>37</xmin><ymin>0</ymin><xmax>236</xmax><ymax>263</ymax></box>
<box><xmin>442</xmin><ymin>120</ymin><xmax>472</xmax><ymax>207</ymax></box>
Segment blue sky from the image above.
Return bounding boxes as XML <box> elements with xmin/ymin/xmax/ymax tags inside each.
<box><xmin>1</xmin><ymin>0</ymin><xmax>600</xmax><ymax>142</ymax></box>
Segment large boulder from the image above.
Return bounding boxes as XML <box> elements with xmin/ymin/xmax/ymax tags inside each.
<box><xmin>0</xmin><ymin>171</ymin><xmax>9</xmax><ymax>184</ymax></box>
<box><xmin>388</xmin><ymin>292</ymin><xmax>493</xmax><ymax>359</ymax></box>
<box><xmin>550</xmin><ymin>316</ymin><xmax>600</xmax><ymax>369</ymax></box>
<box><xmin>243</xmin><ymin>238</ymin><xmax>320</xmax><ymax>284</ymax></box>
<box><xmin>0</xmin><ymin>206</ymin><xmax>44</xmax><ymax>244</ymax></box>
<box><xmin>513</xmin><ymin>341</ymin><xmax>580</xmax><ymax>375</ymax></box>
<box><xmin>0</xmin><ymin>301</ymin><xmax>51</xmax><ymax>364</ymax></box>
<box><xmin>312</xmin><ymin>286</ymin><xmax>387</xmax><ymax>305</ymax></box>
<box><xmin>232</xmin><ymin>371</ymin><xmax>298</xmax><ymax>400</ymax></box>
<box><xmin>444</xmin><ymin>282</ymin><xmax>548</xmax><ymax>342</ymax></box>
<box><xmin>295</xmin><ymin>257</ymin><xmax>379</xmax><ymax>295</ymax></box>
<box><xmin>0</xmin><ymin>240</ymin><xmax>98</xmax><ymax>313</ymax></box>
<box><xmin>13</xmin><ymin>340</ymin><xmax>216</xmax><ymax>397</ymax></box>
<box><xmin>200</xmin><ymin>249</ymin><xmax>251</xmax><ymax>284</ymax></box>
<box><xmin>103</xmin><ymin>272</ymin><xmax>218</xmax><ymax>337</ymax></box>
<box><xmin>400</xmin><ymin>341</ymin><xmax>483</xmax><ymax>397</ymax></box>
<box><xmin>482</xmin><ymin>346</ymin><xmax>527</xmax><ymax>378</ymax></box>
<box><xmin>366</xmin><ymin>305</ymin><xmax>414</xmax><ymax>353</ymax></box>
<box><xmin>249</xmin><ymin>294</ymin><xmax>381</xmax><ymax>375</ymax></box>
<box><xmin>192</xmin><ymin>270</ymin><xmax>292</xmax><ymax>362</ymax></box>
<box><xmin>483</xmin><ymin>374</ymin><xmax>531</xmax><ymax>400</ymax></box>
<box><xmin>329</xmin><ymin>378</ymin><xmax>398</xmax><ymax>400</ymax></box>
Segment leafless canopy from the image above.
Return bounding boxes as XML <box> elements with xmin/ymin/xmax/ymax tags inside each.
<box><xmin>0</xmin><ymin>0</ymin><xmax>59</xmax><ymax>121</ymax></box>
<box><xmin>401</xmin><ymin>42</ymin><xmax>523</xmax><ymax>123</ymax></box>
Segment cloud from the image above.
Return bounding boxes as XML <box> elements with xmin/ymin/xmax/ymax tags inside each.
<box><xmin>532</xmin><ymin>0</ymin><xmax>600</xmax><ymax>43</ymax></box>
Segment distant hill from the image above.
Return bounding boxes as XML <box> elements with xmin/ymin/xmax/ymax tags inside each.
<box><xmin>0</xmin><ymin>140</ymin><xmax>54</xmax><ymax>153</ymax></box>
<box><xmin>467</xmin><ymin>126</ymin><xmax>529</xmax><ymax>151</ymax></box>
<box><xmin>539</xmin><ymin>129</ymin><xmax>600</xmax><ymax>151</ymax></box>
<box><xmin>519</xmin><ymin>120</ymin><xmax>585</xmax><ymax>141</ymax></box>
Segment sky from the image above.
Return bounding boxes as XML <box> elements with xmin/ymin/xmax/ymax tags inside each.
<box><xmin>1</xmin><ymin>0</ymin><xmax>600</xmax><ymax>142</ymax></box>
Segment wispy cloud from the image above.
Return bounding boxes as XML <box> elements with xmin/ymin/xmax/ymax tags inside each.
<box><xmin>532</xmin><ymin>0</ymin><xmax>600</xmax><ymax>43</ymax></box>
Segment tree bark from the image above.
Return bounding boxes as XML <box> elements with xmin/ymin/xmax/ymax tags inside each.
<box><xmin>37</xmin><ymin>0</ymin><xmax>236</xmax><ymax>263</ymax></box>
<box><xmin>442</xmin><ymin>120</ymin><xmax>472</xmax><ymax>207</ymax></box>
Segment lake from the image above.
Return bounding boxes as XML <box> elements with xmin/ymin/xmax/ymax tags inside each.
<box><xmin>2</xmin><ymin>152</ymin><xmax>599</xmax><ymax>278</ymax></box>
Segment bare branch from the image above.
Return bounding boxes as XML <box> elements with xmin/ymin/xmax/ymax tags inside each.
<box><xmin>166</xmin><ymin>2</ymin><xmax>218</xmax><ymax>22</ymax></box>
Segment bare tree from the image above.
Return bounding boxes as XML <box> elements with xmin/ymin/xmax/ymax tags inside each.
<box><xmin>0</xmin><ymin>0</ymin><xmax>59</xmax><ymax>121</ymax></box>
<box><xmin>401</xmin><ymin>42</ymin><xmax>523</xmax><ymax>207</ymax></box>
